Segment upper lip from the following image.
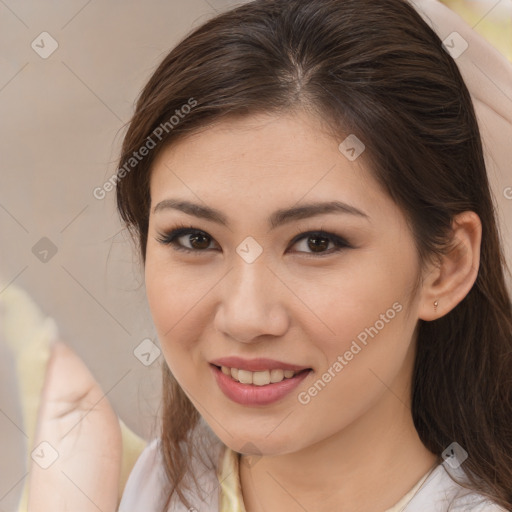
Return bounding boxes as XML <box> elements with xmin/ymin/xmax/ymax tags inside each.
<box><xmin>209</xmin><ymin>356</ymin><xmax>311</xmax><ymax>372</ymax></box>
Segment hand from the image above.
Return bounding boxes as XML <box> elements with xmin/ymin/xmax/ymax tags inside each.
<box><xmin>27</xmin><ymin>341</ymin><xmax>122</xmax><ymax>512</ymax></box>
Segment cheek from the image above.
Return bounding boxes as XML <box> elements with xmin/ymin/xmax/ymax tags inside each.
<box><xmin>295</xmin><ymin>301</ymin><xmax>414</xmax><ymax>439</ymax></box>
<box><xmin>293</xmin><ymin>244</ymin><xmax>418</xmax><ymax>389</ymax></box>
<box><xmin>291</xmin><ymin>258</ymin><xmax>413</xmax><ymax>347</ymax></box>
<box><xmin>144</xmin><ymin>260</ymin><xmax>213</xmax><ymax>381</ymax></box>
<box><xmin>145</xmin><ymin>255</ymin><xmax>205</xmax><ymax>337</ymax></box>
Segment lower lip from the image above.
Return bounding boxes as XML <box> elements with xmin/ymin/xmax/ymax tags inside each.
<box><xmin>210</xmin><ymin>364</ymin><xmax>312</xmax><ymax>406</ymax></box>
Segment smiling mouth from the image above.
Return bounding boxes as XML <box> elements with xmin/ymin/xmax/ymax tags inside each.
<box><xmin>211</xmin><ymin>364</ymin><xmax>312</xmax><ymax>386</ymax></box>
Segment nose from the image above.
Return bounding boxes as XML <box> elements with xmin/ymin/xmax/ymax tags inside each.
<box><xmin>214</xmin><ymin>258</ymin><xmax>290</xmax><ymax>344</ymax></box>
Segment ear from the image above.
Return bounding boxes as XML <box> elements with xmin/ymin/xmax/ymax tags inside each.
<box><xmin>418</xmin><ymin>211</ymin><xmax>482</xmax><ymax>321</ymax></box>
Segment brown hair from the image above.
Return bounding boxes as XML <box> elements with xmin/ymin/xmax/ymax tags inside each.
<box><xmin>115</xmin><ymin>0</ymin><xmax>512</xmax><ymax>509</ymax></box>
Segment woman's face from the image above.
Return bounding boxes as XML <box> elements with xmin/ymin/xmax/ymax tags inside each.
<box><xmin>145</xmin><ymin>111</ymin><xmax>425</xmax><ymax>456</ymax></box>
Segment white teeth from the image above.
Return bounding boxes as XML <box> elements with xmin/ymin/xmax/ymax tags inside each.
<box><xmin>237</xmin><ymin>369</ymin><xmax>253</xmax><ymax>384</ymax></box>
<box><xmin>220</xmin><ymin>366</ymin><xmax>302</xmax><ymax>385</ymax></box>
<box><xmin>270</xmin><ymin>369</ymin><xmax>284</xmax><ymax>383</ymax></box>
<box><xmin>253</xmin><ymin>371</ymin><xmax>271</xmax><ymax>386</ymax></box>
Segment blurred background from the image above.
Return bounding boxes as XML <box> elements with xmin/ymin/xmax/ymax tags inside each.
<box><xmin>0</xmin><ymin>1</ymin><xmax>511</xmax><ymax>510</ymax></box>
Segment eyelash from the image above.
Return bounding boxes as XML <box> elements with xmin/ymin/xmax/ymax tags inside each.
<box><xmin>155</xmin><ymin>222</ymin><xmax>352</xmax><ymax>258</ymax></box>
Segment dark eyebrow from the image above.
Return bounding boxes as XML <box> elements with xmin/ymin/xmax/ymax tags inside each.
<box><xmin>152</xmin><ymin>198</ymin><xmax>370</xmax><ymax>230</ymax></box>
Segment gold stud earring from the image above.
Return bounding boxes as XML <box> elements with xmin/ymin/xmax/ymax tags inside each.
<box><xmin>434</xmin><ymin>300</ymin><xmax>439</xmax><ymax>313</ymax></box>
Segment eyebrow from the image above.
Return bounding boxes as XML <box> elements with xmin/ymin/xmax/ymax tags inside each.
<box><xmin>152</xmin><ymin>198</ymin><xmax>370</xmax><ymax>230</ymax></box>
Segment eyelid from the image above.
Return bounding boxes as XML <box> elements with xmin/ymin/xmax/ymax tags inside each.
<box><xmin>155</xmin><ymin>224</ymin><xmax>219</xmax><ymax>253</ymax></box>
<box><xmin>155</xmin><ymin>222</ymin><xmax>352</xmax><ymax>256</ymax></box>
<box><xmin>287</xmin><ymin>224</ymin><xmax>351</xmax><ymax>256</ymax></box>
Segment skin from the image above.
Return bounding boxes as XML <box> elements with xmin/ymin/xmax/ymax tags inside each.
<box><xmin>145</xmin><ymin>110</ymin><xmax>482</xmax><ymax>511</ymax></box>
<box><xmin>29</xmin><ymin>109</ymin><xmax>481</xmax><ymax>511</ymax></box>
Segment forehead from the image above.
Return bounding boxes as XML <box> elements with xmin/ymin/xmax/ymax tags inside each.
<box><xmin>152</xmin><ymin>112</ymin><xmax>371</xmax><ymax>187</ymax></box>
<box><xmin>148</xmin><ymin>111</ymin><xmax>397</xmax><ymax>227</ymax></box>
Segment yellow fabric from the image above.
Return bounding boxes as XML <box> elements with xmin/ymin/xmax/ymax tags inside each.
<box><xmin>0</xmin><ymin>281</ymin><xmax>146</xmax><ymax>511</ymax></box>
<box><xmin>440</xmin><ymin>0</ymin><xmax>512</xmax><ymax>61</ymax></box>
<box><xmin>218</xmin><ymin>447</ymin><xmax>436</xmax><ymax>512</ymax></box>
<box><xmin>0</xmin><ymin>282</ymin><xmax>56</xmax><ymax>512</ymax></box>
<box><xmin>218</xmin><ymin>448</ymin><xmax>246</xmax><ymax>512</ymax></box>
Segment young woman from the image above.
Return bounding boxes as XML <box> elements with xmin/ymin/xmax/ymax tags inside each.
<box><xmin>110</xmin><ymin>0</ymin><xmax>512</xmax><ymax>510</ymax></box>
<box><xmin>27</xmin><ymin>0</ymin><xmax>512</xmax><ymax>511</ymax></box>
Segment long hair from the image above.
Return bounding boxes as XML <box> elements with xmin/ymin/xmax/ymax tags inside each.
<box><xmin>115</xmin><ymin>0</ymin><xmax>512</xmax><ymax>509</ymax></box>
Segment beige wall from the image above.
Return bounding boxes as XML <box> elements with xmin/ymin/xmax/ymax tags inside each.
<box><xmin>0</xmin><ymin>1</ymin><xmax>511</xmax><ymax>510</ymax></box>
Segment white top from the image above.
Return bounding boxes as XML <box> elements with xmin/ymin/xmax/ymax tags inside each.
<box><xmin>118</xmin><ymin>438</ymin><xmax>506</xmax><ymax>512</ymax></box>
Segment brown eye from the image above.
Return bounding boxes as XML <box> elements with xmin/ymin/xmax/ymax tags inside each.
<box><xmin>156</xmin><ymin>226</ymin><xmax>350</xmax><ymax>257</ymax></box>
<box><xmin>155</xmin><ymin>227</ymin><xmax>217</xmax><ymax>253</ymax></box>
<box><xmin>305</xmin><ymin>234</ymin><xmax>330</xmax><ymax>252</ymax></box>
<box><xmin>187</xmin><ymin>232</ymin><xmax>211</xmax><ymax>250</ymax></box>
<box><xmin>291</xmin><ymin>231</ymin><xmax>349</xmax><ymax>255</ymax></box>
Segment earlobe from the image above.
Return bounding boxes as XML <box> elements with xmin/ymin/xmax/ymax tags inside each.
<box><xmin>419</xmin><ymin>211</ymin><xmax>482</xmax><ymax>321</ymax></box>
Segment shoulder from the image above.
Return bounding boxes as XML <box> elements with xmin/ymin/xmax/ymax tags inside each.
<box><xmin>404</xmin><ymin>463</ymin><xmax>508</xmax><ymax>512</ymax></box>
<box><xmin>118</xmin><ymin>435</ymin><xmax>224</xmax><ymax>512</ymax></box>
